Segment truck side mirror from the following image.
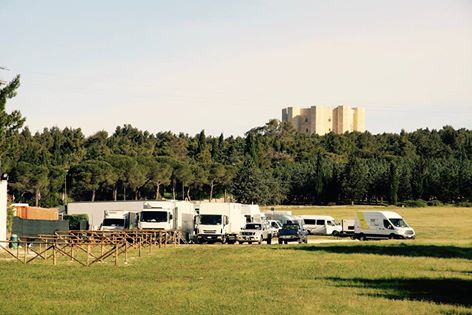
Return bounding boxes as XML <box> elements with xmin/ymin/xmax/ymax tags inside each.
<box><xmin>169</xmin><ymin>214</ymin><xmax>173</xmax><ymax>220</ymax></box>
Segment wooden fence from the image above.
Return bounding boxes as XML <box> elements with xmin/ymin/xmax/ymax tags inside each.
<box><xmin>0</xmin><ymin>230</ymin><xmax>181</xmax><ymax>267</ymax></box>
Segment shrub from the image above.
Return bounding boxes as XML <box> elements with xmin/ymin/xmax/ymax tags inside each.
<box><xmin>402</xmin><ymin>199</ymin><xmax>428</xmax><ymax>208</ymax></box>
<box><xmin>456</xmin><ymin>202</ymin><xmax>472</xmax><ymax>207</ymax></box>
<box><xmin>63</xmin><ymin>214</ymin><xmax>89</xmax><ymax>230</ymax></box>
<box><xmin>427</xmin><ymin>200</ymin><xmax>443</xmax><ymax>207</ymax></box>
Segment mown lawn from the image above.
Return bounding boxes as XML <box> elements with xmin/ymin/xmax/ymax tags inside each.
<box><xmin>0</xmin><ymin>207</ymin><xmax>471</xmax><ymax>315</ymax></box>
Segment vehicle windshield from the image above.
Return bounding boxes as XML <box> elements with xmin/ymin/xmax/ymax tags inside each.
<box><xmin>389</xmin><ymin>218</ymin><xmax>409</xmax><ymax>228</ymax></box>
<box><xmin>102</xmin><ymin>218</ymin><xmax>124</xmax><ymax>227</ymax></box>
<box><xmin>141</xmin><ymin>211</ymin><xmax>168</xmax><ymax>223</ymax></box>
<box><xmin>245</xmin><ymin>224</ymin><xmax>262</xmax><ymax>230</ymax></box>
<box><xmin>282</xmin><ymin>224</ymin><xmax>300</xmax><ymax>230</ymax></box>
<box><xmin>200</xmin><ymin>214</ymin><xmax>222</xmax><ymax>225</ymax></box>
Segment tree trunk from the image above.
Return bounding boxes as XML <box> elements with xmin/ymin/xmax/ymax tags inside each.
<box><xmin>172</xmin><ymin>185</ymin><xmax>176</xmax><ymax>200</ymax></box>
<box><xmin>182</xmin><ymin>183</ymin><xmax>185</xmax><ymax>201</ymax></box>
<box><xmin>35</xmin><ymin>189</ymin><xmax>40</xmax><ymax>207</ymax></box>
<box><xmin>113</xmin><ymin>187</ymin><xmax>117</xmax><ymax>201</ymax></box>
<box><xmin>155</xmin><ymin>182</ymin><xmax>161</xmax><ymax>200</ymax></box>
<box><xmin>92</xmin><ymin>190</ymin><xmax>96</xmax><ymax>202</ymax></box>
<box><xmin>186</xmin><ymin>187</ymin><xmax>191</xmax><ymax>201</ymax></box>
<box><xmin>135</xmin><ymin>190</ymin><xmax>138</xmax><ymax>200</ymax></box>
<box><xmin>209</xmin><ymin>181</ymin><xmax>214</xmax><ymax>201</ymax></box>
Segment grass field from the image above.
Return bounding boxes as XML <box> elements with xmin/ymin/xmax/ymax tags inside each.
<box><xmin>0</xmin><ymin>206</ymin><xmax>471</xmax><ymax>314</ymax></box>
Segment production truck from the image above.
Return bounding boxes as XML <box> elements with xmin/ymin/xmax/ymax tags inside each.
<box><xmin>241</xmin><ymin>204</ymin><xmax>262</xmax><ymax>223</ymax></box>
<box><xmin>138</xmin><ymin>200</ymin><xmax>195</xmax><ymax>241</ymax></box>
<box><xmin>195</xmin><ymin>202</ymin><xmax>245</xmax><ymax>244</ymax></box>
<box><xmin>100</xmin><ymin>210</ymin><xmax>138</xmax><ymax>231</ymax></box>
<box><xmin>354</xmin><ymin>211</ymin><xmax>416</xmax><ymax>240</ymax></box>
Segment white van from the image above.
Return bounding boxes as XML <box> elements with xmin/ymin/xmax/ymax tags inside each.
<box><xmin>301</xmin><ymin>215</ymin><xmax>342</xmax><ymax>235</ymax></box>
<box><xmin>354</xmin><ymin>211</ymin><xmax>415</xmax><ymax>240</ymax></box>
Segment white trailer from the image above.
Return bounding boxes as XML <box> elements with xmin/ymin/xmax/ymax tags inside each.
<box><xmin>196</xmin><ymin>202</ymin><xmax>245</xmax><ymax>244</ymax></box>
<box><xmin>67</xmin><ymin>201</ymin><xmax>144</xmax><ymax>230</ymax></box>
<box><xmin>354</xmin><ymin>211</ymin><xmax>415</xmax><ymax>240</ymax></box>
<box><xmin>241</xmin><ymin>204</ymin><xmax>262</xmax><ymax>223</ymax></box>
<box><xmin>138</xmin><ymin>200</ymin><xmax>195</xmax><ymax>241</ymax></box>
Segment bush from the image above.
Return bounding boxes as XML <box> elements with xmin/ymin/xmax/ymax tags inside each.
<box><xmin>456</xmin><ymin>202</ymin><xmax>472</xmax><ymax>207</ymax></box>
<box><xmin>63</xmin><ymin>214</ymin><xmax>89</xmax><ymax>230</ymax></box>
<box><xmin>402</xmin><ymin>199</ymin><xmax>428</xmax><ymax>208</ymax></box>
<box><xmin>427</xmin><ymin>200</ymin><xmax>443</xmax><ymax>207</ymax></box>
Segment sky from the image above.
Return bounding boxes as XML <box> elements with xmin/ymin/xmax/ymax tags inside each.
<box><xmin>0</xmin><ymin>0</ymin><xmax>471</xmax><ymax>137</ymax></box>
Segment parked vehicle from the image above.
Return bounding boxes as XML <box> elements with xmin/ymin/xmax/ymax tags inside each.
<box><xmin>237</xmin><ymin>222</ymin><xmax>272</xmax><ymax>244</ymax></box>
<box><xmin>241</xmin><ymin>204</ymin><xmax>262</xmax><ymax>223</ymax></box>
<box><xmin>278</xmin><ymin>222</ymin><xmax>308</xmax><ymax>244</ymax></box>
<box><xmin>264</xmin><ymin>211</ymin><xmax>303</xmax><ymax>225</ymax></box>
<box><xmin>354</xmin><ymin>211</ymin><xmax>416</xmax><ymax>240</ymax></box>
<box><xmin>100</xmin><ymin>210</ymin><xmax>137</xmax><ymax>231</ymax></box>
<box><xmin>267</xmin><ymin>220</ymin><xmax>283</xmax><ymax>237</ymax></box>
<box><xmin>195</xmin><ymin>202</ymin><xmax>245</xmax><ymax>244</ymax></box>
<box><xmin>301</xmin><ymin>215</ymin><xmax>342</xmax><ymax>235</ymax></box>
<box><xmin>138</xmin><ymin>200</ymin><xmax>195</xmax><ymax>241</ymax></box>
<box><xmin>340</xmin><ymin>219</ymin><xmax>355</xmax><ymax>237</ymax></box>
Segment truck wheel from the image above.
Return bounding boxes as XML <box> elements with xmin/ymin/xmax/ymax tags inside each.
<box><xmin>267</xmin><ymin>235</ymin><xmax>272</xmax><ymax>245</ymax></box>
<box><xmin>278</xmin><ymin>239</ymin><xmax>283</xmax><ymax>244</ymax></box>
<box><xmin>248</xmin><ymin>241</ymin><xmax>252</xmax><ymax>245</ymax></box>
<box><xmin>359</xmin><ymin>234</ymin><xmax>366</xmax><ymax>241</ymax></box>
<box><xmin>238</xmin><ymin>241</ymin><xmax>244</xmax><ymax>245</ymax></box>
<box><xmin>284</xmin><ymin>240</ymin><xmax>288</xmax><ymax>244</ymax></box>
<box><xmin>389</xmin><ymin>234</ymin><xmax>395</xmax><ymax>240</ymax></box>
<box><xmin>332</xmin><ymin>231</ymin><xmax>339</xmax><ymax>237</ymax></box>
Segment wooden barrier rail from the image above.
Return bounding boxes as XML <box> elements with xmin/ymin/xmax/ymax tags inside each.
<box><xmin>0</xmin><ymin>230</ymin><xmax>181</xmax><ymax>267</ymax></box>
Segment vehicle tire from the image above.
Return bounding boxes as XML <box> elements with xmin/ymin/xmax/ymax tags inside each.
<box><xmin>267</xmin><ymin>235</ymin><xmax>272</xmax><ymax>245</ymax></box>
<box><xmin>248</xmin><ymin>241</ymin><xmax>252</xmax><ymax>245</ymax></box>
<box><xmin>238</xmin><ymin>241</ymin><xmax>244</xmax><ymax>245</ymax></box>
<box><xmin>359</xmin><ymin>233</ymin><xmax>366</xmax><ymax>241</ymax></box>
<box><xmin>298</xmin><ymin>239</ymin><xmax>302</xmax><ymax>244</ymax></box>
<box><xmin>332</xmin><ymin>231</ymin><xmax>339</xmax><ymax>237</ymax></box>
<box><xmin>222</xmin><ymin>236</ymin><xmax>227</xmax><ymax>244</ymax></box>
<box><xmin>389</xmin><ymin>233</ymin><xmax>395</xmax><ymax>240</ymax></box>
<box><xmin>278</xmin><ymin>239</ymin><xmax>283</xmax><ymax>244</ymax></box>
<box><xmin>284</xmin><ymin>240</ymin><xmax>288</xmax><ymax>244</ymax></box>
<box><xmin>258</xmin><ymin>237</ymin><xmax>262</xmax><ymax>245</ymax></box>
<box><xmin>306</xmin><ymin>230</ymin><xmax>311</xmax><ymax>235</ymax></box>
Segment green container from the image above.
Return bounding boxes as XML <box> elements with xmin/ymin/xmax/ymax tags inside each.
<box><xmin>10</xmin><ymin>234</ymin><xmax>18</xmax><ymax>249</ymax></box>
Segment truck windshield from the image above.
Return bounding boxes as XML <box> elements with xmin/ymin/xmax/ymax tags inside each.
<box><xmin>103</xmin><ymin>219</ymin><xmax>124</xmax><ymax>227</ymax></box>
<box><xmin>141</xmin><ymin>211</ymin><xmax>168</xmax><ymax>222</ymax></box>
<box><xmin>200</xmin><ymin>215</ymin><xmax>222</xmax><ymax>225</ymax></box>
<box><xmin>389</xmin><ymin>218</ymin><xmax>409</xmax><ymax>228</ymax></box>
<box><xmin>245</xmin><ymin>224</ymin><xmax>262</xmax><ymax>230</ymax></box>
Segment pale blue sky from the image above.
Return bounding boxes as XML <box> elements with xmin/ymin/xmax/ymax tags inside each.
<box><xmin>1</xmin><ymin>0</ymin><xmax>471</xmax><ymax>136</ymax></box>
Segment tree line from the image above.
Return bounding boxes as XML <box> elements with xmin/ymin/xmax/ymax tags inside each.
<box><xmin>2</xmin><ymin>76</ymin><xmax>472</xmax><ymax>206</ymax></box>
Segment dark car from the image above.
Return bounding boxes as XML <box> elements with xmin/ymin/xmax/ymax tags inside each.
<box><xmin>278</xmin><ymin>223</ymin><xmax>308</xmax><ymax>244</ymax></box>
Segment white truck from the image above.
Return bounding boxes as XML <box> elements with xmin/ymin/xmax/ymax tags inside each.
<box><xmin>241</xmin><ymin>204</ymin><xmax>262</xmax><ymax>223</ymax></box>
<box><xmin>138</xmin><ymin>200</ymin><xmax>195</xmax><ymax>241</ymax></box>
<box><xmin>195</xmin><ymin>202</ymin><xmax>245</xmax><ymax>244</ymax></box>
<box><xmin>354</xmin><ymin>211</ymin><xmax>416</xmax><ymax>240</ymax></box>
<box><xmin>300</xmin><ymin>215</ymin><xmax>342</xmax><ymax>235</ymax></box>
<box><xmin>100</xmin><ymin>210</ymin><xmax>138</xmax><ymax>231</ymax></box>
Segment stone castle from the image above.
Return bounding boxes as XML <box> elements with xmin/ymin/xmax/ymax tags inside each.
<box><xmin>281</xmin><ymin>105</ymin><xmax>365</xmax><ymax>135</ymax></box>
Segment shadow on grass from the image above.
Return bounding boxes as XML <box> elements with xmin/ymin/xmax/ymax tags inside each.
<box><xmin>326</xmin><ymin>277</ymin><xmax>472</xmax><ymax>308</ymax></box>
<box><xmin>286</xmin><ymin>244</ymin><xmax>472</xmax><ymax>260</ymax></box>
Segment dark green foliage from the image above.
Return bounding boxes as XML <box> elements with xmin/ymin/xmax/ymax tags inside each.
<box><xmin>402</xmin><ymin>199</ymin><xmax>428</xmax><ymax>208</ymax></box>
<box><xmin>2</xmin><ymin>76</ymin><xmax>472</xmax><ymax>206</ymax></box>
<box><xmin>63</xmin><ymin>214</ymin><xmax>89</xmax><ymax>230</ymax></box>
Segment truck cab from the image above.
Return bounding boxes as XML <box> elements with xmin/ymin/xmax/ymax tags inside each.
<box><xmin>138</xmin><ymin>201</ymin><xmax>174</xmax><ymax>230</ymax></box>
<box><xmin>195</xmin><ymin>203</ymin><xmax>244</xmax><ymax>244</ymax></box>
<box><xmin>100</xmin><ymin>210</ymin><xmax>137</xmax><ymax>231</ymax></box>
